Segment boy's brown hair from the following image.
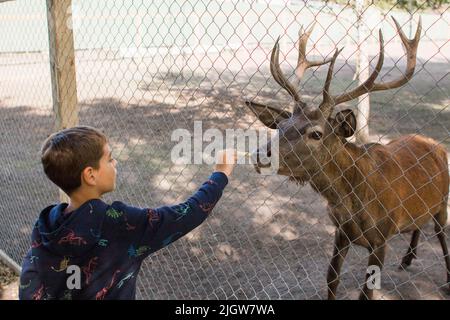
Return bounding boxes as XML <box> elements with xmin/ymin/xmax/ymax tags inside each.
<box><xmin>41</xmin><ymin>126</ymin><xmax>107</xmax><ymax>195</ymax></box>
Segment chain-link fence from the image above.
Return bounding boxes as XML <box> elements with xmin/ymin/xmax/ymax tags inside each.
<box><xmin>0</xmin><ymin>0</ymin><xmax>449</xmax><ymax>300</ymax></box>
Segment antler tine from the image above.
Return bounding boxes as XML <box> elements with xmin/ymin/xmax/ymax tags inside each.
<box><xmin>369</xmin><ymin>16</ymin><xmax>421</xmax><ymax>91</ymax></box>
<box><xmin>295</xmin><ymin>23</ymin><xmax>333</xmax><ymax>80</ymax></box>
<box><xmin>332</xmin><ymin>17</ymin><xmax>421</xmax><ymax>106</ymax></box>
<box><xmin>391</xmin><ymin>16</ymin><xmax>421</xmax><ymax>52</ymax></box>
<box><xmin>320</xmin><ymin>47</ymin><xmax>344</xmax><ymax>117</ymax></box>
<box><xmin>270</xmin><ymin>36</ymin><xmax>302</xmax><ymax>103</ymax></box>
<box><xmin>332</xmin><ymin>29</ymin><xmax>385</xmax><ymax>106</ymax></box>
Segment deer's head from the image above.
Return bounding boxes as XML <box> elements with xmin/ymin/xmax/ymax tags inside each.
<box><xmin>246</xmin><ymin>18</ymin><xmax>421</xmax><ymax>182</ymax></box>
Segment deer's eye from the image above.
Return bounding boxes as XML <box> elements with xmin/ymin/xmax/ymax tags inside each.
<box><xmin>309</xmin><ymin>131</ymin><xmax>323</xmax><ymax>140</ymax></box>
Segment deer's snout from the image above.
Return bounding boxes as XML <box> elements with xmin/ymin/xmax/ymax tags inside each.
<box><xmin>252</xmin><ymin>144</ymin><xmax>273</xmax><ymax>173</ymax></box>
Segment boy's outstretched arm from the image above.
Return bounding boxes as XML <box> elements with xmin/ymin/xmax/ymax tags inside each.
<box><xmin>115</xmin><ymin>149</ymin><xmax>236</xmax><ymax>257</ymax></box>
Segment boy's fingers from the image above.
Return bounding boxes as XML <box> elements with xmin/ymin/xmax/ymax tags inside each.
<box><xmin>216</xmin><ymin>149</ymin><xmax>237</xmax><ymax>164</ymax></box>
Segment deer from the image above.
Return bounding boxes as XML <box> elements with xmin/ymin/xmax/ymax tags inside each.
<box><xmin>245</xmin><ymin>18</ymin><xmax>450</xmax><ymax>300</ymax></box>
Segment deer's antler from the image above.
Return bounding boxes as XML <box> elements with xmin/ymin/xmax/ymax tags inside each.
<box><xmin>296</xmin><ymin>23</ymin><xmax>334</xmax><ymax>79</ymax></box>
<box><xmin>321</xmin><ymin>17</ymin><xmax>421</xmax><ymax>117</ymax></box>
<box><xmin>270</xmin><ymin>23</ymin><xmax>333</xmax><ymax>110</ymax></box>
<box><xmin>270</xmin><ymin>37</ymin><xmax>302</xmax><ymax>105</ymax></box>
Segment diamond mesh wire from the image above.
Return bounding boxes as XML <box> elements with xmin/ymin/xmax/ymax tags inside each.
<box><xmin>0</xmin><ymin>0</ymin><xmax>449</xmax><ymax>300</ymax></box>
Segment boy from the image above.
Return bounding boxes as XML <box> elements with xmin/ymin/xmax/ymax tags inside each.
<box><xmin>19</xmin><ymin>126</ymin><xmax>236</xmax><ymax>300</ymax></box>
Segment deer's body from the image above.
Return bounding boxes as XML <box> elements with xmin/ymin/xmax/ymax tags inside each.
<box><xmin>246</xmin><ymin>18</ymin><xmax>450</xmax><ymax>299</ymax></box>
<box><xmin>304</xmin><ymin>135</ymin><xmax>448</xmax><ymax>249</ymax></box>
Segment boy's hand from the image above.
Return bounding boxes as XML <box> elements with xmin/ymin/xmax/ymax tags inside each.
<box><xmin>214</xmin><ymin>149</ymin><xmax>237</xmax><ymax>177</ymax></box>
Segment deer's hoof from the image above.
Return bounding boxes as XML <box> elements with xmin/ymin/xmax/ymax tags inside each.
<box><xmin>399</xmin><ymin>255</ymin><xmax>415</xmax><ymax>270</ymax></box>
<box><xmin>327</xmin><ymin>293</ymin><xmax>337</xmax><ymax>300</ymax></box>
<box><xmin>398</xmin><ymin>262</ymin><xmax>410</xmax><ymax>271</ymax></box>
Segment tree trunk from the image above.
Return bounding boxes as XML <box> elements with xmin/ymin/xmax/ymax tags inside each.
<box><xmin>354</xmin><ymin>0</ymin><xmax>370</xmax><ymax>144</ymax></box>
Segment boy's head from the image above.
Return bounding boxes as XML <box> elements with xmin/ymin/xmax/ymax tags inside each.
<box><xmin>41</xmin><ymin>126</ymin><xmax>117</xmax><ymax>196</ymax></box>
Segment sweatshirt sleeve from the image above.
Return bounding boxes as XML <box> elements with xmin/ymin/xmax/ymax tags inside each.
<box><xmin>113</xmin><ymin>172</ymin><xmax>228</xmax><ymax>258</ymax></box>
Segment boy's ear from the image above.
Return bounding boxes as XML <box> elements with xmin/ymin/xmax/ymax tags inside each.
<box><xmin>245</xmin><ymin>101</ymin><xmax>291</xmax><ymax>129</ymax></box>
<box><xmin>331</xmin><ymin>109</ymin><xmax>357</xmax><ymax>138</ymax></box>
<box><xmin>81</xmin><ymin>167</ymin><xmax>97</xmax><ymax>186</ymax></box>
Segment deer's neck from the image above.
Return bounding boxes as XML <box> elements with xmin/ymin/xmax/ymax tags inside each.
<box><xmin>309</xmin><ymin>140</ymin><xmax>371</xmax><ymax>207</ymax></box>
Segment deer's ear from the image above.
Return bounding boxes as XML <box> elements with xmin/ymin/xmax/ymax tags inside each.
<box><xmin>332</xmin><ymin>109</ymin><xmax>356</xmax><ymax>138</ymax></box>
<box><xmin>245</xmin><ymin>101</ymin><xmax>291</xmax><ymax>129</ymax></box>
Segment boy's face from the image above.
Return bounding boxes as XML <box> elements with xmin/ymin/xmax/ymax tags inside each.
<box><xmin>95</xmin><ymin>143</ymin><xmax>117</xmax><ymax>194</ymax></box>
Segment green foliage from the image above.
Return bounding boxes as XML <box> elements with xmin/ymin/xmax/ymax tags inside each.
<box><xmin>329</xmin><ymin>0</ymin><xmax>449</xmax><ymax>10</ymax></box>
<box><xmin>394</xmin><ymin>0</ymin><xmax>449</xmax><ymax>9</ymax></box>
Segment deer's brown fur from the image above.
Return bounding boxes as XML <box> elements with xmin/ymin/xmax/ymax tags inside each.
<box><xmin>301</xmin><ymin>134</ymin><xmax>449</xmax><ymax>248</ymax></box>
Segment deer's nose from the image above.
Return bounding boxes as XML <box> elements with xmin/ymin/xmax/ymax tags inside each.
<box><xmin>252</xmin><ymin>144</ymin><xmax>272</xmax><ymax>168</ymax></box>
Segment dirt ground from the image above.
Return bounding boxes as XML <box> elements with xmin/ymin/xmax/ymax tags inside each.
<box><xmin>0</xmin><ymin>38</ymin><xmax>449</xmax><ymax>300</ymax></box>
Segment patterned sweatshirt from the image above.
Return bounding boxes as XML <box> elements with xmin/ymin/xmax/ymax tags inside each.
<box><xmin>19</xmin><ymin>172</ymin><xmax>228</xmax><ymax>300</ymax></box>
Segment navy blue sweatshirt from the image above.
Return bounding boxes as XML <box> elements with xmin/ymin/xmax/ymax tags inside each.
<box><xmin>19</xmin><ymin>172</ymin><xmax>228</xmax><ymax>300</ymax></box>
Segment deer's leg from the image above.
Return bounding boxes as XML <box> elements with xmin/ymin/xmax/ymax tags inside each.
<box><xmin>359</xmin><ymin>244</ymin><xmax>386</xmax><ymax>300</ymax></box>
<box><xmin>399</xmin><ymin>230</ymin><xmax>420</xmax><ymax>270</ymax></box>
<box><xmin>327</xmin><ymin>230</ymin><xmax>350</xmax><ymax>300</ymax></box>
<box><xmin>434</xmin><ymin>205</ymin><xmax>450</xmax><ymax>292</ymax></box>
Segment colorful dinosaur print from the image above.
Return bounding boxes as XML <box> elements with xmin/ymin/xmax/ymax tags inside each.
<box><xmin>82</xmin><ymin>257</ymin><xmax>99</xmax><ymax>285</ymax></box>
<box><xmin>117</xmin><ymin>272</ymin><xmax>135</xmax><ymax>289</ymax></box>
<box><xmin>174</xmin><ymin>203</ymin><xmax>192</xmax><ymax>221</ymax></box>
<box><xmin>51</xmin><ymin>256</ymin><xmax>70</xmax><ymax>272</ymax></box>
<box><xmin>29</xmin><ymin>255</ymin><xmax>39</xmax><ymax>264</ymax></box>
<box><xmin>95</xmin><ymin>269</ymin><xmax>121</xmax><ymax>300</ymax></box>
<box><xmin>128</xmin><ymin>245</ymin><xmax>150</xmax><ymax>258</ymax></box>
<box><xmin>175</xmin><ymin>203</ymin><xmax>191</xmax><ymax>215</ymax></box>
<box><xmin>106</xmin><ymin>208</ymin><xmax>123</xmax><ymax>219</ymax></box>
<box><xmin>58</xmin><ymin>230</ymin><xmax>87</xmax><ymax>246</ymax></box>
<box><xmin>19</xmin><ymin>280</ymin><xmax>31</xmax><ymax>290</ymax></box>
<box><xmin>32</xmin><ymin>284</ymin><xmax>44</xmax><ymax>300</ymax></box>
<box><xmin>98</xmin><ymin>239</ymin><xmax>108</xmax><ymax>247</ymax></box>
<box><xmin>147</xmin><ymin>209</ymin><xmax>160</xmax><ymax>227</ymax></box>
<box><xmin>31</xmin><ymin>240</ymin><xmax>42</xmax><ymax>248</ymax></box>
<box><xmin>199</xmin><ymin>201</ymin><xmax>217</xmax><ymax>214</ymax></box>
